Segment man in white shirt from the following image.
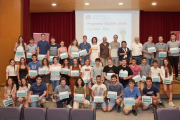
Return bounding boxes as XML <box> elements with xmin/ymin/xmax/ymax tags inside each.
<box><xmin>130</xmin><ymin>37</ymin><xmax>142</xmax><ymax>65</ymax></box>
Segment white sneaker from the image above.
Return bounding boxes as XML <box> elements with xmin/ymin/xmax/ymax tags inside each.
<box><xmin>66</xmin><ymin>105</ymin><xmax>72</xmax><ymax>108</ymax></box>
<box><xmin>169</xmin><ymin>102</ymin><xmax>175</xmax><ymax>107</ymax></box>
<box><xmin>19</xmin><ymin>103</ymin><xmax>23</xmax><ymax>108</ymax></box>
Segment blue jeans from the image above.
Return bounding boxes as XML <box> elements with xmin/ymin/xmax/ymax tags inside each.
<box><xmin>153</xmin><ymin>82</ymin><xmax>160</xmax><ymax>90</ymax></box>
<box><xmin>69</xmin><ymin>58</ymin><xmax>79</xmax><ymax>66</ymax></box>
<box><xmin>81</xmin><ymin>55</ymin><xmax>89</xmax><ymax>65</ymax></box>
<box><xmin>51</xmin><ymin>80</ymin><xmax>60</xmax><ymax>91</ymax></box>
<box><xmin>30</xmin><ymin>96</ymin><xmax>46</xmax><ymax>107</ymax></box>
<box><xmin>132</xmin><ymin>56</ymin><xmax>141</xmax><ymax>65</ymax></box>
<box><xmin>147</xmin><ymin>58</ymin><xmax>153</xmax><ymax>66</ymax></box>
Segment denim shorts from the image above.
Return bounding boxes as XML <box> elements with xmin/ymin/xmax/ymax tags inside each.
<box><xmin>30</xmin><ymin>96</ymin><xmax>46</xmax><ymax>107</ymax></box>
<box><xmin>91</xmin><ymin>100</ymin><xmax>107</xmax><ymax>108</ymax></box>
<box><xmin>108</xmin><ymin>98</ymin><xmax>122</xmax><ymax>107</ymax></box>
<box><xmin>85</xmin><ymin>81</ymin><xmax>92</xmax><ymax>86</ymax></box>
<box><xmin>81</xmin><ymin>55</ymin><xmax>89</xmax><ymax>65</ymax></box>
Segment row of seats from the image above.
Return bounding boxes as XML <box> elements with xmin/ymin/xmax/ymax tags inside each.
<box><xmin>0</xmin><ymin>107</ymin><xmax>96</xmax><ymax>120</ymax></box>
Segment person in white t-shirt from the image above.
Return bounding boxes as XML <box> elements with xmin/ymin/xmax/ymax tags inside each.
<box><xmin>90</xmin><ymin>37</ymin><xmax>100</xmax><ymax>62</ymax></box>
<box><xmin>18</xmin><ymin>78</ymin><xmax>31</xmax><ymax>108</ymax></box>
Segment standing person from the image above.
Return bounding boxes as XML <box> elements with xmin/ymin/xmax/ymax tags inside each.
<box><xmin>68</xmin><ymin>39</ymin><xmax>81</xmax><ymax>66</ymax></box>
<box><xmin>100</xmin><ymin>36</ymin><xmax>110</xmax><ymax>66</ymax></box>
<box><xmin>123</xmin><ymin>79</ymin><xmax>141</xmax><ymax>116</ymax></box>
<box><xmin>141</xmin><ymin>77</ymin><xmax>159</xmax><ymax>110</ymax></box>
<box><xmin>130</xmin><ymin>37</ymin><xmax>143</xmax><ymax>65</ymax></box>
<box><xmin>6</xmin><ymin>59</ymin><xmax>18</xmax><ymax>90</ymax></box>
<box><xmin>107</xmin><ymin>74</ymin><xmax>123</xmax><ymax>113</ymax></box>
<box><xmin>18</xmin><ymin>78</ymin><xmax>31</xmax><ymax>108</ymax></box>
<box><xmin>28</xmin><ymin>54</ymin><xmax>41</xmax><ymax>85</ymax></box>
<box><xmin>167</xmin><ymin>33</ymin><xmax>180</xmax><ymax>80</ymax></box>
<box><xmin>28</xmin><ymin>76</ymin><xmax>47</xmax><ymax>108</ymax></box>
<box><xmin>160</xmin><ymin>59</ymin><xmax>175</xmax><ymax>107</ymax></box>
<box><xmin>118</xmin><ymin>41</ymin><xmax>131</xmax><ymax>65</ymax></box>
<box><xmin>116</xmin><ymin>58</ymin><xmax>133</xmax><ymax>88</ymax></box>
<box><xmin>61</xmin><ymin>58</ymin><xmax>70</xmax><ymax>86</ymax></box>
<box><xmin>14</xmin><ymin>36</ymin><xmax>26</xmax><ymax>65</ymax></box>
<box><xmin>4</xmin><ymin>78</ymin><xmax>17</xmax><ymax>107</ymax></box>
<box><xmin>91</xmin><ymin>75</ymin><xmax>107</xmax><ymax>112</ymax></box>
<box><xmin>69</xmin><ymin>58</ymin><xmax>81</xmax><ymax>97</ymax></box>
<box><xmin>47</xmin><ymin>37</ymin><xmax>60</xmax><ymax>64</ymax></box>
<box><xmin>155</xmin><ymin>36</ymin><xmax>168</xmax><ymax>67</ymax></box>
<box><xmin>26</xmin><ymin>37</ymin><xmax>37</xmax><ymax>63</ymax></box>
<box><xmin>79</xmin><ymin>35</ymin><xmax>91</xmax><ymax>65</ymax></box>
<box><xmin>103</xmin><ymin>57</ymin><xmax>118</xmax><ymax>90</ymax></box>
<box><xmin>90</xmin><ymin>37</ymin><xmax>100</xmax><ymax>63</ymax></box>
<box><xmin>58</xmin><ymin>41</ymin><xmax>68</xmax><ymax>65</ymax></box>
<box><xmin>17</xmin><ymin>57</ymin><xmax>28</xmax><ymax>83</ymax></box>
<box><xmin>50</xmin><ymin>57</ymin><xmax>61</xmax><ymax>102</ymax></box>
<box><xmin>109</xmin><ymin>35</ymin><xmax>120</xmax><ymax>66</ymax></box>
<box><xmin>142</xmin><ymin>36</ymin><xmax>155</xmax><ymax>66</ymax></box>
<box><xmin>54</xmin><ymin>77</ymin><xmax>72</xmax><ymax>108</ymax></box>
<box><xmin>39</xmin><ymin>58</ymin><xmax>50</xmax><ymax>101</ymax></box>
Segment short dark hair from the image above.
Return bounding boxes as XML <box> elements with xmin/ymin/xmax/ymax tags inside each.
<box><xmin>131</xmin><ymin>57</ymin><xmax>137</xmax><ymax>61</ymax></box>
<box><xmin>158</xmin><ymin>36</ymin><xmax>163</xmax><ymax>38</ymax></box>
<box><xmin>75</xmin><ymin>77</ymin><xmax>85</xmax><ymax>88</ymax></box>
<box><xmin>146</xmin><ymin>77</ymin><xmax>152</xmax><ymax>82</ymax></box>
<box><xmin>111</xmin><ymin>74</ymin><xmax>117</xmax><ymax>79</ymax></box>
<box><xmin>171</xmin><ymin>33</ymin><xmax>176</xmax><ymax>36</ymax></box>
<box><xmin>60</xmin><ymin>77</ymin><xmax>66</xmax><ymax>82</ymax></box>
<box><xmin>129</xmin><ymin>79</ymin><xmax>135</xmax><ymax>84</ymax></box>
<box><xmin>32</xmin><ymin>54</ymin><xmax>37</xmax><ymax>58</ymax></box>
<box><xmin>95</xmin><ymin>58</ymin><xmax>100</xmax><ymax>62</ymax></box>
<box><xmin>148</xmin><ymin>35</ymin><xmax>153</xmax><ymax>38</ymax></box>
<box><xmin>51</xmin><ymin>37</ymin><xmax>55</xmax><ymax>40</ymax></box>
<box><xmin>141</xmin><ymin>57</ymin><xmax>147</xmax><ymax>60</ymax></box>
<box><xmin>122</xmin><ymin>58</ymin><xmax>127</xmax><ymax>61</ymax></box>
<box><xmin>96</xmin><ymin>75</ymin><xmax>101</xmax><ymax>79</ymax></box>
<box><xmin>41</xmin><ymin>33</ymin><xmax>45</xmax><ymax>36</ymax></box>
<box><xmin>152</xmin><ymin>59</ymin><xmax>158</xmax><ymax>64</ymax></box>
<box><xmin>29</xmin><ymin>37</ymin><xmax>34</xmax><ymax>41</ymax></box>
<box><xmin>83</xmin><ymin>35</ymin><xmax>87</xmax><ymax>39</ymax></box>
<box><xmin>91</xmin><ymin>37</ymin><xmax>97</xmax><ymax>44</ymax></box>
<box><xmin>36</xmin><ymin>76</ymin><xmax>42</xmax><ymax>79</ymax></box>
<box><xmin>121</xmin><ymin>41</ymin><xmax>126</xmax><ymax>45</ymax></box>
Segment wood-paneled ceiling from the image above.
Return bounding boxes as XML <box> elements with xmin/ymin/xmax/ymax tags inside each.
<box><xmin>30</xmin><ymin>0</ymin><xmax>180</xmax><ymax>13</ymax></box>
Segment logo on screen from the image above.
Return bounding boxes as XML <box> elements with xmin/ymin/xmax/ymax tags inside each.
<box><xmin>86</xmin><ymin>15</ymin><xmax>91</xmax><ymax>20</ymax></box>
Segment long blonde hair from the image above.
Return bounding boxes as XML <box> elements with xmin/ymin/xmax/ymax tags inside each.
<box><xmin>70</xmin><ymin>39</ymin><xmax>78</xmax><ymax>47</ymax></box>
<box><xmin>17</xmin><ymin>36</ymin><xmax>25</xmax><ymax>49</ymax></box>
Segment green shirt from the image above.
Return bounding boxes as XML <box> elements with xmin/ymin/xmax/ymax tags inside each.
<box><xmin>75</xmin><ymin>87</ymin><xmax>84</xmax><ymax>94</ymax></box>
<box><xmin>155</xmin><ymin>43</ymin><xmax>168</xmax><ymax>60</ymax></box>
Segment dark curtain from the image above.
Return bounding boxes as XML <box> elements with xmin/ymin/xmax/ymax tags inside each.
<box><xmin>23</xmin><ymin>0</ymin><xmax>30</xmax><ymax>42</ymax></box>
<box><xmin>30</xmin><ymin>12</ymin><xmax>75</xmax><ymax>47</ymax></box>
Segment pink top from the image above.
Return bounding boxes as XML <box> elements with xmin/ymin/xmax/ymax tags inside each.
<box><xmin>59</xmin><ymin>47</ymin><xmax>67</xmax><ymax>54</ymax></box>
<box><xmin>129</xmin><ymin>65</ymin><xmax>141</xmax><ymax>77</ymax></box>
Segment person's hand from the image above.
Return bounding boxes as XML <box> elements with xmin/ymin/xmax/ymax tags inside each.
<box><xmin>117</xmin><ymin>96</ymin><xmax>120</xmax><ymax>99</ymax></box>
<box><xmin>88</xmin><ymin>79</ymin><xmax>91</xmax><ymax>82</ymax></box>
<box><xmin>99</xmin><ymin>57</ymin><xmax>102</xmax><ymax>61</ymax></box>
<box><xmin>79</xmin><ymin>57</ymin><xmax>82</xmax><ymax>61</ymax></box>
<box><xmin>124</xmin><ymin>52</ymin><xmax>127</xmax><ymax>55</ymax></box>
<box><xmin>122</xmin><ymin>101</ymin><xmax>125</xmax><ymax>105</ymax></box>
<box><xmin>135</xmin><ymin>99</ymin><xmax>139</xmax><ymax>103</ymax></box>
<box><xmin>58</xmin><ymin>55</ymin><xmax>61</xmax><ymax>58</ymax></box>
<box><xmin>45</xmin><ymin>54</ymin><xmax>47</xmax><ymax>58</ymax></box>
<box><xmin>82</xmin><ymin>98</ymin><xmax>85</xmax><ymax>102</ymax></box>
<box><xmin>107</xmin><ymin>79</ymin><xmax>111</xmax><ymax>81</ymax></box>
<box><xmin>38</xmin><ymin>96</ymin><xmax>42</xmax><ymax>101</ymax></box>
<box><xmin>151</xmin><ymin>96</ymin><xmax>156</xmax><ymax>100</ymax></box>
<box><xmin>28</xmin><ymin>100</ymin><xmax>32</xmax><ymax>103</ymax></box>
<box><xmin>83</xmin><ymin>54</ymin><xmax>86</xmax><ymax>57</ymax></box>
<box><xmin>5</xmin><ymin>95</ymin><xmax>8</xmax><ymax>100</ymax></box>
<box><xmin>74</xmin><ymin>98</ymin><xmax>76</xmax><ymax>101</ymax></box>
<box><xmin>123</xmin><ymin>77</ymin><xmax>127</xmax><ymax>80</ymax></box>
<box><xmin>18</xmin><ymin>79</ymin><xmax>21</xmax><ymax>83</ymax></box>
<box><xmin>159</xmin><ymin>49</ymin><xmax>163</xmax><ymax>51</ymax></box>
<box><xmin>141</xmin><ymin>80</ymin><xmax>145</xmax><ymax>82</ymax></box>
<box><xmin>168</xmin><ymin>51</ymin><xmax>171</xmax><ymax>54</ymax></box>
<box><xmin>148</xmin><ymin>52</ymin><xmax>152</xmax><ymax>54</ymax></box>
<box><xmin>56</xmin><ymin>95</ymin><xmax>60</xmax><ymax>98</ymax></box>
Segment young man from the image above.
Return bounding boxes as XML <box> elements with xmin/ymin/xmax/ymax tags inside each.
<box><xmin>78</xmin><ymin>35</ymin><xmax>91</xmax><ymax>65</ymax></box>
<box><xmin>54</xmin><ymin>77</ymin><xmax>72</xmax><ymax>108</ymax></box>
<box><xmin>141</xmin><ymin>77</ymin><xmax>159</xmax><ymax>110</ymax></box>
<box><xmin>123</xmin><ymin>79</ymin><xmax>141</xmax><ymax>116</ymax></box>
<box><xmin>116</xmin><ymin>58</ymin><xmax>133</xmax><ymax>88</ymax></box>
<box><xmin>100</xmin><ymin>36</ymin><xmax>110</xmax><ymax>66</ymax></box>
<box><xmin>108</xmin><ymin>74</ymin><xmax>123</xmax><ymax>113</ymax></box>
<box><xmin>155</xmin><ymin>36</ymin><xmax>168</xmax><ymax>67</ymax></box>
<box><xmin>109</xmin><ymin>35</ymin><xmax>120</xmax><ymax>67</ymax></box>
<box><xmin>26</xmin><ymin>37</ymin><xmax>37</xmax><ymax>63</ymax></box>
<box><xmin>103</xmin><ymin>57</ymin><xmax>118</xmax><ymax>90</ymax></box>
<box><xmin>28</xmin><ymin>54</ymin><xmax>41</xmax><ymax>85</ymax></box>
<box><xmin>167</xmin><ymin>33</ymin><xmax>180</xmax><ymax>80</ymax></box>
<box><xmin>139</xmin><ymin>57</ymin><xmax>151</xmax><ymax>93</ymax></box>
<box><xmin>130</xmin><ymin>37</ymin><xmax>143</xmax><ymax>65</ymax></box>
<box><xmin>28</xmin><ymin>76</ymin><xmax>47</xmax><ymax>108</ymax></box>
<box><xmin>142</xmin><ymin>36</ymin><xmax>155</xmax><ymax>66</ymax></box>
<box><xmin>91</xmin><ymin>75</ymin><xmax>107</xmax><ymax>112</ymax></box>
<box><xmin>47</xmin><ymin>37</ymin><xmax>60</xmax><ymax>64</ymax></box>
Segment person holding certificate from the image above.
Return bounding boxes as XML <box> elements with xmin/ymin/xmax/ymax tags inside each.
<box><xmin>107</xmin><ymin>74</ymin><xmax>123</xmax><ymax>113</ymax></box>
<box><xmin>17</xmin><ymin>57</ymin><xmax>28</xmax><ymax>83</ymax></box>
<box><xmin>61</xmin><ymin>59</ymin><xmax>70</xmax><ymax>86</ymax></box>
<box><xmin>141</xmin><ymin>77</ymin><xmax>160</xmax><ymax>111</ymax></box>
<box><xmin>58</xmin><ymin>41</ymin><xmax>67</xmax><ymax>64</ymax></box>
<box><xmin>122</xmin><ymin>79</ymin><xmax>141</xmax><ymax>116</ymax></box>
<box><xmin>17</xmin><ymin>78</ymin><xmax>31</xmax><ymax>108</ymax></box>
<box><xmin>90</xmin><ymin>37</ymin><xmax>100</xmax><ymax>63</ymax></box>
<box><xmin>26</xmin><ymin>37</ymin><xmax>37</xmax><ymax>63</ymax></box>
<box><xmin>28</xmin><ymin>76</ymin><xmax>47</xmax><ymax>108</ymax></box>
<box><xmin>91</xmin><ymin>75</ymin><xmax>107</xmax><ymax>112</ymax></box>
<box><xmin>167</xmin><ymin>33</ymin><xmax>180</xmax><ymax>81</ymax></box>
<box><xmin>4</xmin><ymin>78</ymin><xmax>17</xmax><ymax>107</ymax></box>
<box><xmin>160</xmin><ymin>59</ymin><xmax>175</xmax><ymax>107</ymax></box>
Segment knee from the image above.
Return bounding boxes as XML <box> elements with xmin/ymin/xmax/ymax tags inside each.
<box><xmin>41</xmin><ymin>100</ymin><xmax>46</xmax><ymax>104</ymax></box>
<box><xmin>107</xmin><ymin>107</ymin><xmax>112</xmax><ymax>112</ymax></box>
<box><xmin>116</xmin><ymin>99</ymin><xmax>121</xmax><ymax>104</ymax></box>
<box><xmin>18</xmin><ymin>98</ymin><xmax>23</xmax><ymax>103</ymax></box>
<box><xmin>153</xmin><ymin>100</ymin><xmax>158</xmax><ymax>105</ymax></box>
<box><xmin>124</xmin><ymin>110</ymin><xmax>129</xmax><ymax>115</ymax></box>
<box><xmin>102</xmin><ymin>108</ymin><xmax>107</xmax><ymax>112</ymax></box>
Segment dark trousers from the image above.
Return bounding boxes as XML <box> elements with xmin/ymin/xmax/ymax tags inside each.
<box><xmin>169</xmin><ymin>56</ymin><xmax>179</xmax><ymax>77</ymax></box>
<box><xmin>28</xmin><ymin>77</ymin><xmax>37</xmax><ymax>85</ymax></box>
<box><xmin>56</xmin><ymin>95</ymin><xmax>72</xmax><ymax>108</ymax></box>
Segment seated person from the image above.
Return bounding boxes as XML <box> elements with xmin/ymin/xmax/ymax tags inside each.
<box><xmin>108</xmin><ymin>74</ymin><xmax>123</xmax><ymax>113</ymax></box>
<box><xmin>18</xmin><ymin>77</ymin><xmax>31</xmax><ymax>108</ymax></box>
<box><xmin>123</xmin><ymin>79</ymin><xmax>141</xmax><ymax>116</ymax></box>
<box><xmin>141</xmin><ymin>77</ymin><xmax>159</xmax><ymax>110</ymax></box>
<box><xmin>28</xmin><ymin>76</ymin><xmax>47</xmax><ymax>108</ymax></box>
<box><xmin>54</xmin><ymin>77</ymin><xmax>72</xmax><ymax>108</ymax></box>
<box><xmin>91</xmin><ymin>75</ymin><xmax>107</xmax><ymax>112</ymax></box>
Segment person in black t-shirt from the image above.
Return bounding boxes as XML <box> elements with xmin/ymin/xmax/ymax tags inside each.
<box><xmin>116</xmin><ymin>58</ymin><xmax>133</xmax><ymax>88</ymax></box>
<box><xmin>141</xmin><ymin>77</ymin><xmax>160</xmax><ymax>110</ymax></box>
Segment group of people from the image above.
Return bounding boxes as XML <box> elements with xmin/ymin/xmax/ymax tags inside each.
<box><xmin>4</xmin><ymin>33</ymin><xmax>180</xmax><ymax>116</ymax></box>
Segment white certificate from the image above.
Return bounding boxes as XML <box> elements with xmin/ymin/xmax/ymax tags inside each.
<box><xmin>60</xmin><ymin>52</ymin><xmax>68</xmax><ymax>59</ymax></box>
<box><xmin>17</xmin><ymin>90</ymin><xmax>27</xmax><ymax>97</ymax></box>
<box><xmin>111</xmin><ymin>49</ymin><xmax>118</xmax><ymax>57</ymax></box>
<box><xmin>16</xmin><ymin>50</ymin><xmax>24</xmax><ymax>55</ymax></box>
<box><xmin>107</xmin><ymin>91</ymin><xmax>117</xmax><ymax>99</ymax></box>
<box><xmin>124</xmin><ymin>98</ymin><xmax>135</xmax><ymax>105</ymax></box>
<box><xmin>141</xmin><ymin>75</ymin><xmax>146</xmax><ymax>81</ymax></box>
<box><xmin>79</xmin><ymin>49</ymin><xmax>87</xmax><ymax>56</ymax></box>
<box><xmin>170</xmin><ymin>48</ymin><xmax>179</xmax><ymax>54</ymax></box>
<box><xmin>142</xmin><ymin>96</ymin><xmax>152</xmax><ymax>103</ymax></box>
<box><xmin>152</xmin><ymin>76</ymin><xmax>160</xmax><ymax>82</ymax></box>
<box><xmin>148</xmin><ymin>47</ymin><xmax>156</xmax><ymax>53</ymax></box>
<box><xmin>29</xmin><ymin>70</ymin><xmax>37</xmax><ymax>76</ymax></box>
<box><xmin>38</xmin><ymin>55</ymin><xmax>46</xmax><ymax>60</ymax></box>
<box><xmin>74</xmin><ymin>94</ymin><xmax>84</xmax><ymax>101</ymax></box>
<box><xmin>59</xmin><ymin>91</ymin><xmax>69</xmax><ymax>100</ymax></box>
<box><xmin>31</xmin><ymin>95</ymin><xmax>39</xmax><ymax>102</ymax></box>
<box><xmin>71</xmin><ymin>70</ymin><xmax>79</xmax><ymax>77</ymax></box>
<box><xmin>3</xmin><ymin>98</ymin><xmax>14</xmax><ymax>107</ymax></box>
<box><xmin>72</xmin><ymin>52</ymin><xmax>79</xmax><ymax>58</ymax></box>
<box><xmin>39</xmin><ymin>68</ymin><xmax>47</xmax><ymax>75</ymax></box>
<box><xmin>83</xmin><ymin>77</ymin><xmax>89</xmax><ymax>83</ymax></box>
<box><xmin>27</xmin><ymin>53</ymin><xmax>32</xmax><ymax>58</ymax></box>
<box><xmin>94</xmin><ymin>96</ymin><xmax>103</xmax><ymax>102</ymax></box>
<box><xmin>49</xmin><ymin>56</ymin><xmax>55</xmax><ymax>62</ymax></box>
<box><xmin>61</xmin><ymin>68</ymin><xmax>70</xmax><ymax>74</ymax></box>
<box><xmin>119</xmin><ymin>70</ymin><xmax>128</xmax><ymax>77</ymax></box>
<box><xmin>159</xmin><ymin>52</ymin><xmax>167</xmax><ymax>57</ymax></box>
<box><xmin>133</xmin><ymin>75</ymin><xmax>141</xmax><ymax>82</ymax></box>
<box><xmin>107</xmin><ymin>73</ymin><xmax>115</xmax><ymax>79</ymax></box>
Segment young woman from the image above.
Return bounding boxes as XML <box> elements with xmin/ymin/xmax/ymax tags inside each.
<box><xmin>14</xmin><ymin>36</ymin><xmax>26</xmax><ymax>64</ymax></box>
<box><xmin>17</xmin><ymin>57</ymin><xmax>28</xmax><ymax>83</ymax></box>
<box><xmin>39</xmin><ymin>58</ymin><xmax>50</xmax><ymax>101</ymax></box>
<box><xmin>90</xmin><ymin>37</ymin><xmax>100</xmax><ymax>62</ymax></box>
<box><xmin>68</xmin><ymin>39</ymin><xmax>81</xmax><ymax>65</ymax></box>
<box><xmin>61</xmin><ymin>58</ymin><xmax>70</xmax><ymax>86</ymax></box>
<box><xmin>160</xmin><ymin>59</ymin><xmax>175</xmax><ymax>107</ymax></box>
<box><xmin>73</xmin><ymin>78</ymin><xmax>90</xmax><ymax>109</ymax></box>
<box><xmin>50</xmin><ymin>57</ymin><xmax>61</xmax><ymax>102</ymax></box>
<box><xmin>4</xmin><ymin>78</ymin><xmax>17</xmax><ymax>107</ymax></box>
<box><xmin>69</xmin><ymin>58</ymin><xmax>81</xmax><ymax>97</ymax></box>
<box><xmin>18</xmin><ymin>78</ymin><xmax>30</xmax><ymax>108</ymax></box>
<box><xmin>6</xmin><ymin>59</ymin><xmax>19</xmax><ymax>90</ymax></box>
<box><xmin>58</xmin><ymin>41</ymin><xmax>68</xmax><ymax>65</ymax></box>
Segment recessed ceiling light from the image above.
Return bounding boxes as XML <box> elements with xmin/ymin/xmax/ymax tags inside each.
<box><xmin>119</xmin><ymin>3</ymin><xmax>123</xmax><ymax>5</ymax></box>
<box><xmin>85</xmin><ymin>3</ymin><xmax>89</xmax><ymax>5</ymax></box>
<box><xmin>52</xmin><ymin>3</ymin><xmax>56</xmax><ymax>6</ymax></box>
<box><xmin>152</xmin><ymin>3</ymin><xmax>156</xmax><ymax>5</ymax></box>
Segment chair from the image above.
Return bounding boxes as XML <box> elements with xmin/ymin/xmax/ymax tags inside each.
<box><xmin>24</xmin><ymin>108</ymin><xmax>46</xmax><ymax>120</ymax></box>
<box><xmin>0</xmin><ymin>107</ymin><xmax>21</xmax><ymax>120</ymax></box>
<box><xmin>70</xmin><ymin>109</ymin><xmax>96</xmax><ymax>120</ymax></box>
<box><xmin>47</xmin><ymin>108</ymin><xmax>70</xmax><ymax>120</ymax></box>
<box><xmin>154</xmin><ymin>108</ymin><xmax>180</xmax><ymax>120</ymax></box>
